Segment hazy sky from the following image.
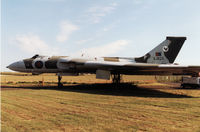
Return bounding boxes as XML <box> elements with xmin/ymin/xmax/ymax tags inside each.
<box><xmin>1</xmin><ymin>0</ymin><xmax>200</xmax><ymax>71</ymax></box>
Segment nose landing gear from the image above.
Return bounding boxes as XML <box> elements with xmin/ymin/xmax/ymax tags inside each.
<box><xmin>58</xmin><ymin>74</ymin><xmax>63</xmax><ymax>87</ymax></box>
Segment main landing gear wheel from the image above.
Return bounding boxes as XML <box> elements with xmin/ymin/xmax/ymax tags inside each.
<box><xmin>112</xmin><ymin>74</ymin><xmax>122</xmax><ymax>84</ymax></box>
<box><xmin>58</xmin><ymin>75</ymin><xmax>63</xmax><ymax>87</ymax></box>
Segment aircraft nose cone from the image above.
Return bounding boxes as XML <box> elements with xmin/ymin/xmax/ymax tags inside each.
<box><xmin>7</xmin><ymin>60</ymin><xmax>25</xmax><ymax>71</ymax></box>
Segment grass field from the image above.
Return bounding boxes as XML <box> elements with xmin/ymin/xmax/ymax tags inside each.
<box><xmin>1</xmin><ymin>74</ymin><xmax>200</xmax><ymax>132</ymax></box>
<box><xmin>0</xmin><ymin>73</ymin><xmax>157</xmax><ymax>85</ymax></box>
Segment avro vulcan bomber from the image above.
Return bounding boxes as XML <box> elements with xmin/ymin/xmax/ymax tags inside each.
<box><xmin>7</xmin><ymin>37</ymin><xmax>200</xmax><ymax>86</ymax></box>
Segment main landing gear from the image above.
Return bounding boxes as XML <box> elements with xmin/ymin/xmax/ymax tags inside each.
<box><xmin>112</xmin><ymin>74</ymin><xmax>122</xmax><ymax>84</ymax></box>
<box><xmin>58</xmin><ymin>74</ymin><xmax>63</xmax><ymax>87</ymax></box>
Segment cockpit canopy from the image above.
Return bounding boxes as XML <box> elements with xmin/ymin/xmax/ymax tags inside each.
<box><xmin>31</xmin><ymin>54</ymin><xmax>39</xmax><ymax>59</ymax></box>
<box><xmin>31</xmin><ymin>54</ymin><xmax>46</xmax><ymax>59</ymax></box>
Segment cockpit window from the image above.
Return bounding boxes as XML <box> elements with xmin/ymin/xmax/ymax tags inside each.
<box><xmin>31</xmin><ymin>54</ymin><xmax>39</xmax><ymax>59</ymax></box>
<box><xmin>31</xmin><ymin>54</ymin><xmax>46</xmax><ymax>59</ymax></box>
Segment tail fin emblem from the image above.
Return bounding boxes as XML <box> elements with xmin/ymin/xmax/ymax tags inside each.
<box><xmin>163</xmin><ymin>46</ymin><xmax>169</xmax><ymax>52</ymax></box>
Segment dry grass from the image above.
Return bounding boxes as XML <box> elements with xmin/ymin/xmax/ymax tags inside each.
<box><xmin>1</xmin><ymin>73</ymin><xmax>156</xmax><ymax>85</ymax></box>
<box><xmin>1</xmin><ymin>73</ymin><xmax>200</xmax><ymax>132</ymax></box>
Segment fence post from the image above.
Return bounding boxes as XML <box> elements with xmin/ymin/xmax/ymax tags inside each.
<box><xmin>42</xmin><ymin>76</ymin><xmax>44</xmax><ymax>86</ymax></box>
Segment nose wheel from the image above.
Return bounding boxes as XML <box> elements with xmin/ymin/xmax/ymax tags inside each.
<box><xmin>58</xmin><ymin>74</ymin><xmax>63</xmax><ymax>87</ymax></box>
<box><xmin>112</xmin><ymin>74</ymin><xmax>122</xmax><ymax>84</ymax></box>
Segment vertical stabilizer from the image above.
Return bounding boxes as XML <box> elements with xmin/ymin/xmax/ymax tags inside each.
<box><xmin>135</xmin><ymin>36</ymin><xmax>186</xmax><ymax>64</ymax></box>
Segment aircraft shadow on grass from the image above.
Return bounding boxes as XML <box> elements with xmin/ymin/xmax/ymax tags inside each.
<box><xmin>1</xmin><ymin>83</ymin><xmax>193</xmax><ymax>98</ymax></box>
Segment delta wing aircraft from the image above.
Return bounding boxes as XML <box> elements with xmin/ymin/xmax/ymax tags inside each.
<box><xmin>7</xmin><ymin>36</ymin><xmax>200</xmax><ymax>85</ymax></box>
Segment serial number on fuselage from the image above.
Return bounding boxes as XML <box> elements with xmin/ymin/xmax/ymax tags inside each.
<box><xmin>153</xmin><ymin>57</ymin><xmax>164</xmax><ymax>60</ymax></box>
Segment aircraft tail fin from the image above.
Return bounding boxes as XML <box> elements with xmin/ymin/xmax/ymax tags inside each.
<box><xmin>135</xmin><ymin>36</ymin><xmax>186</xmax><ymax>64</ymax></box>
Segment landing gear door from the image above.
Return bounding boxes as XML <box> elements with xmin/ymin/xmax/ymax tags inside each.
<box><xmin>96</xmin><ymin>70</ymin><xmax>110</xmax><ymax>80</ymax></box>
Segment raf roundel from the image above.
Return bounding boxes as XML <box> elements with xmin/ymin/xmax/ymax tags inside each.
<box><xmin>163</xmin><ymin>46</ymin><xmax>169</xmax><ymax>52</ymax></box>
<box><xmin>35</xmin><ymin>61</ymin><xmax>43</xmax><ymax>69</ymax></box>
